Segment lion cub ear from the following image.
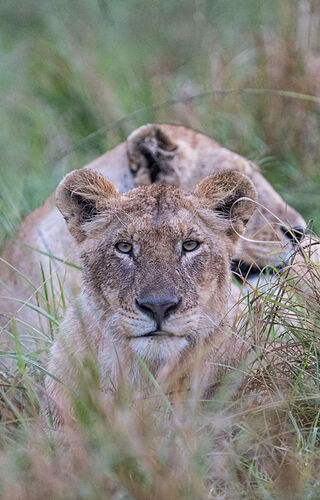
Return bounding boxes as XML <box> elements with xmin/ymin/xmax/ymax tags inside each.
<box><xmin>56</xmin><ymin>169</ymin><xmax>119</xmax><ymax>242</ymax></box>
<box><xmin>195</xmin><ymin>171</ymin><xmax>257</xmax><ymax>240</ymax></box>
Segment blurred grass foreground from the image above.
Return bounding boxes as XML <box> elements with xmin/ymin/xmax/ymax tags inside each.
<box><xmin>1</xmin><ymin>1</ymin><xmax>320</xmax><ymax>499</ymax></box>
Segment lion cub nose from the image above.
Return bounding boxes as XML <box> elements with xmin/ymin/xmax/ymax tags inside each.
<box><xmin>135</xmin><ymin>294</ymin><xmax>182</xmax><ymax>326</ymax></box>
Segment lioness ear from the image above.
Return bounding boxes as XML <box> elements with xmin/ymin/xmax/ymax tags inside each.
<box><xmin>127</xmin><ymin>124</ymin><xmax>178</xmax><ymax>178</ymax></box>
<box><xmin>195</xmin><ymin>171</ymin><xmax>257</xmax><ymax>240</ymax></box>
<box><xmin>56</xmin><ymin>169</ymin><xmax>119</xmax><ymax>242</ymax></box>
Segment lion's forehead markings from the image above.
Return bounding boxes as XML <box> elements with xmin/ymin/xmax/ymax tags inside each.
<box><xmin>123</xmin><ymin>187</ymin><xmax>183</xmax><ymax>218</ymax></box>
<box><xmin>153</xmin><ymin>192</ymin><xmax>178</xmax><ymax>225</ymax></box>
<box><xmin>118</xmin><ymin>188</ymin><xmax>197</xmax><ymax>242</ymax></box>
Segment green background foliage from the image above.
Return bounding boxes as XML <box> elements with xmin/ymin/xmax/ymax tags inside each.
<box><xmin>1</xmin><ymin>2</ymin><xmax>320</xmax><ymax>498</ymax></box>
<box><xmin>1</xmin><ymin>0</ymin><xmax>319</xmax><ymax>246</ymax></box>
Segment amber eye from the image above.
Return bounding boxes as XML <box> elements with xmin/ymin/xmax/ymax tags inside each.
<box><xmin>115</xmin><ymin>242</ymin><xmax>133</xmax><ymax>254</ymax></box>
<box><xmin>182</xmin><ymin>240</ymin><xmax>200</xmax><ymax>252</ymax></box>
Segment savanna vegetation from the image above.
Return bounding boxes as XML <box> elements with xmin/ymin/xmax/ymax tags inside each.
<box><xmin>0</xmin><ymin>1</ymin><xmax>320</xmax><ymax>498</ymax></box>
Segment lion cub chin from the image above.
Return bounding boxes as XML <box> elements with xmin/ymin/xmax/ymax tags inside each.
<box><xmin>45</xmin><ymin>168</ymin><xmax>256</xmax><ymax>425</ymax></box>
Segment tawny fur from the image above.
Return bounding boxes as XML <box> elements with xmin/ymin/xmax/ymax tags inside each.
<box><xmin>0</xmin><ymin>124</ymin><xmax>305</xmax><ymax>343</ymax></box>
<box><xmin>46</xmin><ymin>170</ymin><xmax>256</xmax><ymax>425</ymax></box>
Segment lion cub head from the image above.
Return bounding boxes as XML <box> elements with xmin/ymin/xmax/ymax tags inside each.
<box><xmin>56</xmin><ymin>169</ymin><xmax>256</xmax><ymax>364</ymax></box>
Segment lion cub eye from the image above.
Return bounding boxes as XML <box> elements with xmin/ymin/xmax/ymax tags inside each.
<box><xmin>182</xmin><ymin>240</ymin><xmax>200</xmax><ymax>252</ymax></box>
<box><xmin>115</xmin><ymin>242</ymin><xmax>133</xmax><ymax>254</ymax></box>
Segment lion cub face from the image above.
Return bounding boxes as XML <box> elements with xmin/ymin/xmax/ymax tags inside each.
<box><xmin>56</xmin><ymin>169</ymin><xmax>256</xmax><ymax>363</ymax></box>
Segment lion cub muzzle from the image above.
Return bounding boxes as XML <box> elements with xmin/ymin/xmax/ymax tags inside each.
<box><xmin>135</xmin><ymin>293</ymin><xmax>182</xmax><ymax>332</ymax></box>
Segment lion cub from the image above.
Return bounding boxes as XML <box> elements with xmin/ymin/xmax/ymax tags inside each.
<box><xmin>46</xmin><ymin>169</ymin><xmax>256</xmax><ymax>424</ymax></box>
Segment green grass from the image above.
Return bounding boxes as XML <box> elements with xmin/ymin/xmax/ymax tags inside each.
<box><xmin>0</xmin><ymin>242</ymin><xmax>320</xmax><ymax>499</ymax></box>
<box><xmin>1</xmin><ymin>0</ymin><xmax>320</xmax><ymax>246</ymax></box>
<box><xmin>1</xmin><ymin>0</ymin><xmax>320</xmax><ymax>498</ymax></box>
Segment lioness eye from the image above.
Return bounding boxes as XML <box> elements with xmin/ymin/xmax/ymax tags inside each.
<box><xmin>115</xmin><ymin>242</ymin><xmax>132</xmax><ymax>254</ymax></box>
<box><xmin>182</xmin><ymin>240</ymin><xmax>200</xmax><ymax>252</ymax></box>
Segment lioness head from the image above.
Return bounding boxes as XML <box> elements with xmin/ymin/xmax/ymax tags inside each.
<box><xmin>56</xmin><ymin>169</ymin><xmax>256</xmax><ymax>364</ymax></box>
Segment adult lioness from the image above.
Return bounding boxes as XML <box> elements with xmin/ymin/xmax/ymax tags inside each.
<box><xmin>0</xmin><ymin>124</ymin><xmax>305</xmax><ymax>337</ymax></box>
<box><xmin>46</xmin><ymin>169</ymin><xmax>257</xmax><ymax>424</ymax></box>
